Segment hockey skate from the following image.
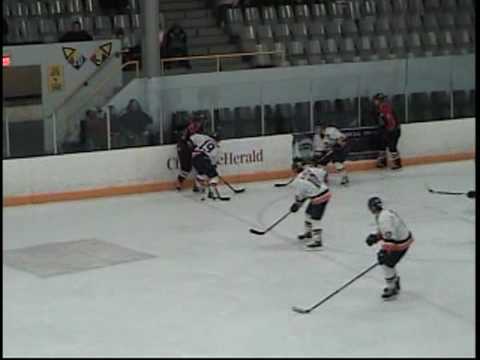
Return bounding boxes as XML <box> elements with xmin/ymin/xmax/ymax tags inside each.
<box><xmin>391</xmin><ymin>158</ymin><xmax>402</xmax><ymax>170</ymax></box>
<box><xmin>382</xmin><ymin>277</ymin><xmax>400</xmax><ymax>299</ymax></box>
<box><xmin>340</xmin><ymin>175</ymin><xmax>350</xmax><ymax>185</ymax></box>
<box><xmin>297</xmin><ymin>232</ymin><xmax>312</xmax><ymax>240</ymax></box>
<box><xmin>376</xmin><ymin>154</ymin><xmax>387</xmax><ymax>169</ymax></box>
<box><xmin>305</xmin><ymin>229</ymin><xmax>323</xmax><ymax>250</ymax></box>
<box><xmin>175</xmin><ymin>176</ymin><xmax>184</xmax><ymax>191</ymax></box>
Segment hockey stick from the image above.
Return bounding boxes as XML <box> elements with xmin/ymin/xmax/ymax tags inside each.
<box><xmin>274</xmin><ymin>151</ymin><xmax>334</xmax><ymax>188</ymax></box>
<box><xmin>249</xmin><ymin>210</ymin><xmax>292</xmax><ymax>235</ymax></box>
<box><xmin>274</xmin><ymin>177</ymin><xmax>295</xmax><ymax>188</ymax></box>
<box><xmin>427</xmin><ymin>187</ymin><xmax>468</xmax><ymax>196</ymax></box>
<box><xmin>219</xmin><ymin>175</ymin><xmax>246</xmax><ymax>194</ymax></box>
<box><xmin>292</xmin><ymin>262</ymin><xmax>379</xmax><ymax>314</ymax></box>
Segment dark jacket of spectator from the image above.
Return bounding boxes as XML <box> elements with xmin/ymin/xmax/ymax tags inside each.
<box><xmin>118</xmin><ymin>99</ymin><xmax>153</xmax><ymax>134</ymax></box>
<box><xmin>59</xmin><ymin>21</ymin><xmax>93</xmax><ymax>42</ymax></box>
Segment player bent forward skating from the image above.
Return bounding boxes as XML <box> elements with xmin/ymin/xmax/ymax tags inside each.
<box><xmin>313</xmin><ymin>124</ymin><xmax>349</xmax><ymax>185</ymax></box>
<box><xmin>189</xmin><ymin>132</ymin><xmax>220</xmax><ymax>200</ymax></box>
<box><xmin>365</xmin><ymin>197</ymin><xmax>414</xmax><ymax>299</ymax></box>
<box><xmin>290</xmin><ymin>160</ymin><xmax>332</xmax><ymax>250</ymax></box>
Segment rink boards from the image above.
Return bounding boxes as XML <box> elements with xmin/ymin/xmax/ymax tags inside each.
<box><xmin>3</xmin><ymin>118</ymin><xmax>475</xmax><ymax>206</ymax></box>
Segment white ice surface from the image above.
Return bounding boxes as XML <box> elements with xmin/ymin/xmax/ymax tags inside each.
<box><xmin>3</xmin><ymin>161</ymin><xmax>475</xmax><ymax>357</ymax></box>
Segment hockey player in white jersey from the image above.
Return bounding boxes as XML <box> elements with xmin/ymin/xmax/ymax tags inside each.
<box><xmin>365</xmin><ymin>197</ymin><xmax>414</xmax><ymax>299</ymax></box>
<box><xmin>290</xmin><ymin>159</ymin><xmax>332</xmax><ymax>250</ymax></box>
<box><xmin>189</xmin><ymin>132</ymin><xmax>220</xmax><ymax>200</ymax></box>
<box><xmin>313</xmin><ymin>124</ymin><xmax>349</xmax><ymax>185</ymax></box>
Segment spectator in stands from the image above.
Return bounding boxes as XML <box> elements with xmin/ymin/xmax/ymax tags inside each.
<box><xmin>84</xmin><ymin>108</ymin><xmax>108</xmax><ymax>150</ymax></box>
<box><xmin>59</xmin><ymin>20</ymin><xmax>93</xmax><ymax>42</ymax></box>
<box><xmin>116</xmin><ymin>99</ymin><xmax>154</xmax><ymax>146</ymax></box>
<box><xmin>163</xmin><ymin>24</ymin><xmax>191</xmax><ymax>70</ymax></box>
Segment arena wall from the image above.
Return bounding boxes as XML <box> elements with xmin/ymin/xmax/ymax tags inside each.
<box><xmin>3</xmin><ymin>118</ymin><xmax>475</xmax><ymax>206</ymax></box>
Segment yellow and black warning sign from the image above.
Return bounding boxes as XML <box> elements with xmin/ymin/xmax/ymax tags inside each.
<box><xmin>47</xmin><ymin>64</ymin><xmax>64</xmax><ymax>93</ymax></box>
<box><xmin>90</xmin><ymin>42</ymin><xmax>113</xmax><ymax>66</ymax></box>
<box><xmin>62</xmin><ymin>47</ymin><xmax>86</xmax><ymax>70</ymax></box>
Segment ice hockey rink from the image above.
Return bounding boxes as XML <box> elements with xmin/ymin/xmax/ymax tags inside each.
<box><xmin>3</xmin><ymin>160</ymin><xmax>475</xmax><ymax>357</ymax></box>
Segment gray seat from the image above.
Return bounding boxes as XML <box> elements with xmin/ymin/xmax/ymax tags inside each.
<box><xmin>391</xmin><ymin>16</ymin><xmax>408</xmax><ymax>33</ymax></box>
<box><xmin>392</xmin><ymin>0</ymin><xmax>408</xmax><ymax>13</ymax></box>
<box><xmin>234</xmin><ymin>106</ymin><xmax>261</xmax><ymax>138</ymax></box>
<box><xmin>84</xmin><ymin>0</ymin><xmax>96</xmax><ymax>13</ymax></box>
<box><xmin>29</xmin><ymin>1</ymin><xmax>48</xmax><ymax>16</ymax></box>
<box><xmin>322</xmin><ymin>38</ymin><xmax>342</xmax><ymax>63</ymax></box>
<box><xmin>24</xmin><ymin>18</ymin><xmax>42</xmax><ymax>42</ymax></box>
<box><xmin>454</xmin><ymin>12</ymin><xmax>473</xmax><ymax>28</ymax></box>
<box><xmin>409</xmin><ymin>92</ymin><xmax>432</xmax><ymax>122</ymax></box>
<box><xmin>388</xmin><ymin>33</ymin><xmax>407</xmax><ymax>57</ymax></box>
<box><xmin>376</xmin><ymin>0</ymin><xmax>393</xmax><ymax>15</ymax></box>
<box><xmin>440</xmin><ymin>0</ymin><xmax>457</xmax><ymax>11</ymax></box>
<box><xmin>325</xmin><ymin>20</ymin><xmax>342</xmax><ymax>40</ymax></box>
<box><xmin>452</xmin><ymin>90</ymin><xmax>473</xmax><ymax>118</ymax></box>
<box><xmin>291</xmin><ymin>22</ymin><xmax>308</xmax><ymax>41</ymax></box>
<box><xmin>407</xmin><ymin>0</ymin><xmax>424</xmax><ymax>13</ymax></box>
<box><xmin>66</xmin><ymin>0</ymin><xmax>83</xmax><ymax>14</ymax></box>
<box><xmin>272</xmin><ymin>42</ymin><xmax>289</xmax><ymax>66</ymax></box>
<box><xmin>358</xmin><ymin>17</ymin><xmax>375</xmax><ymax>35</ymax></box>
<box><xmin>424</xmin><ymin>0</ymin><xmax>441</xmax><ymax>12</ymax></box>
<box><xmin>360</xmin><ymin>0</ymin><xmax>377</xmax><ymax>17</ymax></box>
<box><xmin>78</xmin><ymin>15</ymin><xmax>94</xmax><ymax>33</ymax></box>
<box><xmin>261</xmin><ymin>6</ymin><xmax>277</xmax><ymax>25</ymax></box>
<box><xmin>453</xmin><ymin>29</ymin><xmax>473</xmax><ymax>53</ymax></box>
<box><xmin>356</xmin><ymin>35</ymin><xmax>379</xmax><ymax>61</ymax></box>
<box><xmin>10</xmin><ymin>2</ymin><xmax>29</xmax><ymax>17</ymax></box>
<box><xmin>430</xmin><ymin>91</ymin><xmax>451</xmax><ymax>119</ymax></box>
<box><xmin>406</xmin><ymin>14</ymin><xmax>423</xmax><ymax>32</ymax></box>
<box><xmin>244</xmin><ymin>7</ymin><xmax>261</xmax><ymax>25</ymax></box>
<box><xmin>254</xmin><ymin>43</ymin><xmax>272</xmax><ymax>67</ymax></box>
<box><xmin>308</xmin><ymin>22</ymin><xmax>326</xmax><ymax>38</ymax></box>
<box><xmin>240</xmin><ymin>25</ymin><xmax>257</xmax><ymax>52</ymax></box>
<box><xmin>306</xmin><ymin>39</ymin><xmax>325</xmax><ymax>64</ymax></box>
<box><xmin>421</xmin><ymin>31</ymin><xmax>439</xmax><ymax>56</ymax></box>
<box><xmin>131</xmin><ymin>14</ymin><xmax>141</xmax><ymax>29</ymax></box>
<box><xmin>38</xmin><ymin>18</ymin><xmax>58</xmax><ymax>42</ymax></box>
<box><xmin>457</xmin><ymin>0</ymin><xmax>473</xmax><ymax>10</ymax></box>
<box><xmin>277</xmin><ymin>5</ymin><xmax>295</xmax><ymax>24</ymax></box>
<box><xmin>423</xmin><ymin>14</ymin><xmax>439</xmax><ymax>31</ymax></box>
<box><xmin>437</xmin><ymin>13</ymin><xmax>455</xmax><ymax>30</ymax></box>
<box><xmin>342</xmin><ymin>19</ymin><xmax>359</xmax><ymax>39</ymax></box>
<box><xmin>373</xmin><ymin>34</ymin><xmax>396</xmax><ymax>59</ymax></box>
<box><xmin>326</xmin><ymin>1</ymin><xmax>348</xmax><ymax>18</ymax></box>
<box><xmin>215</xmin><ymin>108</ymin><xmax>235</xmax><ymax>139</ymax></box>
<box><xmin>437</xmin><ymin>30</ymin><xmax>455</xmax><ymax>55</ymax></box>
<box><xmin>226</xmin><ymin>7</ymin><xmax>244</xmax><ymax>24</ymax></box>
<box><xmin>406</xmin><ymin>32</ymin><xmax>424</xmax><ymax>57</ymax></box>
<box><xmin>375</xmin><ymin>17</ymin><xmax>391</xmax><ymax>34</ymax></box>
<box><xmin>294</xmin><ymin>102</ymin><xmax>311</xmax><ymax>133</ymax></box>
<box><xmin>94</xmin><ymin>15</ymin><xmax>112</xmax><ymax>35</ymax></box>
<box><xmin>273</xmin><ymin>23</ymin><xmax>291</xmax><ymax>42</ymax></box>
<box><xmin>257</xmin><ymin>24</ymin><xmax>273</xmax><ymax>41</ymax></box>
<box><xmin>294</xmin><ymin>4</ymin><xmax>310</xmax><ymax>22</ymax></box>
<box><xmin>310</xmin><ymin>3</ymin><xmax>328</xmax><ymax>20</ymax></box>
<box><xmin>339</xmin><ymin>37</ymin><xmax>360</xmax><ymax>62</ymax></box>
<box><xmin>113</xmin><ymin>14</ymin><xmax>131</xmax><ymax>30</ymax></box>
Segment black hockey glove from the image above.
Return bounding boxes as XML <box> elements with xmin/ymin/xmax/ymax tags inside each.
<box><xmin>377</xmin><ymin>249</ymin><xmax>387</xmax><ymax>265</ymax></box>
<box><xmin>467</xmin><ymin>190</ymin><xmax>475</xmax><ymax>199</ymax></box>
<box><xmin>366</xmin><ymin>233</ymin><xmax>379</xmax><ymax>246</ymax></box>
<box><xmin>290</xmin><ymin>202</ymin><xmax>301</xmax><ymax>213</ymax></box>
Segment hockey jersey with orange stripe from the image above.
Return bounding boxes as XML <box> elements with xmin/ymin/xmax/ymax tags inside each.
<box><xmin>375</xmin><ymin>209</ymin><xmax>414</xmax><ymax>252</ymax></box>
<box><xmin>292</xmin><ymin>166</ymin><xmax>330</xmax><ymax>204</ymax></box>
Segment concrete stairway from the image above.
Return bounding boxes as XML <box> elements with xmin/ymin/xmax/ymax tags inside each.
<box><xmin>161</xmin><ymin>0</ymin><xmax>248</xmax><ymax>75</ymax></box>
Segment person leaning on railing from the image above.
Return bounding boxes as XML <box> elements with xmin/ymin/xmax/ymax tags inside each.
<box><xmin>163</xmin><ymin>24</ymin><xmax>191</xmax><ymax>70</ymax></box>
<box><xmin>59</xmin><ymin>20</ymin><xmax>93</xmax><ymax>43</ymax></box>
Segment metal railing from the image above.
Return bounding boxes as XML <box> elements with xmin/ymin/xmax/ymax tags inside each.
<box><xmin>160</xmin><ymin>50</ymin><xmax>285</xmax><ymax>74</ymax></box>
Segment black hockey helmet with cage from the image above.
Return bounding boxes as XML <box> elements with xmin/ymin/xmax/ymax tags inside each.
<box><xmin>291</xmin><ymin>158</ymin><xmax>305</xmax><ymax>173</ymax></box>
<box><xmin>368</xmin><ymin>196</ymin><xmax>383</xmax><ymax>213</ymax></box>
<box><xmin>373</xmin><ymin>93</ymin><xmax>385</xmax><ymax>102</ymax></box>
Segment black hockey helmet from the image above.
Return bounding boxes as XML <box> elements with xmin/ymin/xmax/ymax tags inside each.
<box><xmin>373</xmin><ymin>93</ymin><xmax>386</xmax><ymax>102</ymax></box>
<box><xmin>291</xmin><ymin>157</ymin><xmax>305</xmax><ymax>173</ymax></box>
<box><xmin>368</xmin><ymin>196</ymin><xmax>383</xmax><ymax>213</ymax></box>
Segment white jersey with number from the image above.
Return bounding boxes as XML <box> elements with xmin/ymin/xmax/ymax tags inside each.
<box><xmin>190</xmin><ymin>133</ymin><xmax>219</xmax><ymax>164</ymax></box>
<box><xmin>375</xmin><ymin>209</ymin><xmax>414</xmax><ymax>251</ymax></box>
<box><xmin>292</xmin><ymin>166</ymin><xmax>330</xmax><ymax>203</ymax></box>
<box><xmin>313</xmin><ymin>127</ymin><xmax>345</xmax><ymax>152</ymax></box>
